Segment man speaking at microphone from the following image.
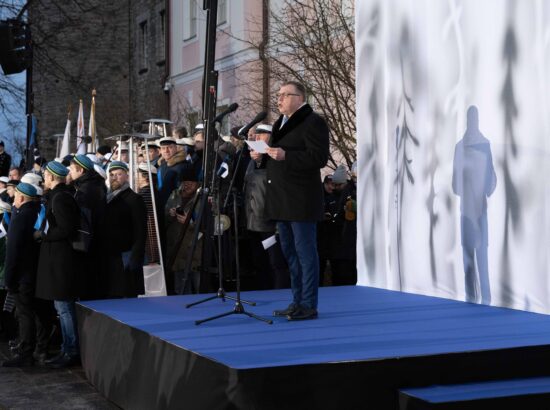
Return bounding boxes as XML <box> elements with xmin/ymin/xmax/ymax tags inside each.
<box><xmin>253</xmin><ymin>80</ymin><xmax>329</xmax><ymax>321</ymax></box>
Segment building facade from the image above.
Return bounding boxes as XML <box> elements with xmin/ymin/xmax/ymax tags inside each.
<box><xmin>29</xmin><ymin>0</ymin><xmax>168</xmax><ymax>160</ymax></box>
<box><xmin>168</xmin><ymin>0</ymin><xmax>269</xmax><ymax>135</ymax></box>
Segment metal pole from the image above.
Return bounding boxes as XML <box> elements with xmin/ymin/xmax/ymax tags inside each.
<box><xmin>25</xmin><ymin>22</ymin><xmax>33</xmax><ymax>170</ymax></box>
<box><xmin>145</xmin><ymin>137</ymin><xmax>166</xmax><ymax>294</ymax></box>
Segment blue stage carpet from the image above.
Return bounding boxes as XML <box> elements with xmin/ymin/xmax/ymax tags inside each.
<box><xmin>79</xmin><ymin>286</ymin><xmax>550</xmax><ymax>370</ymax></box>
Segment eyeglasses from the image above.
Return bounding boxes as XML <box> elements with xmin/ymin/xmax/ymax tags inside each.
<box><xmin>276</xmin><ymin>92</ymin><xmax>300</xmax><ymax>99</ymax></box>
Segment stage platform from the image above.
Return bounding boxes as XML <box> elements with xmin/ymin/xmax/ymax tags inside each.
<box><xmin>76</xmin><ymin>286</ymin><xmax>550</xmax><ymax>409</ymax></box>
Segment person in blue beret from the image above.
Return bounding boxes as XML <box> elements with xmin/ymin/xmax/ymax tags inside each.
<box><xmin>69</xmin><ymin>154</ymin><xmax>106</xmax><ymax>300</ymax></box>
<box><xmin>35</xmin><ymin>161</ymin><xmax>82</xmax><ymax>369</ymax></box>
<box><xmin>2</xmin><ymin>183</ymin><xmax>46</xmax><ymax>367</ymax></box>
<box><xmin>98</xmin><ymin>160</ymin><xmax>146</xmax><ymax>298</ymax></box>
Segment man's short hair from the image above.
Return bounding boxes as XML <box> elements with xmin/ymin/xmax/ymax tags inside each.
<box><xmin>45</xmin><ymin>169</ymin><xmax>66</xmax><ymax>183</ymax></box>
<box><xmin>281</xmin><ymin>80</ymin><xmax>306</xmax><ymax>100</ymax></box>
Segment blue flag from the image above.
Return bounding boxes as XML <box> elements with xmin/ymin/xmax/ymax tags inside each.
<box><xmin>34</xmin><ymin>203</ymin><xmax>46</xmax><ymax>231</ymax></box>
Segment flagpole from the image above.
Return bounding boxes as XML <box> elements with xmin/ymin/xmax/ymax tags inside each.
<box><xmin>59</xmin><ymin>105</ymin><xmax>71</xmax><ymax>159</ymax></box>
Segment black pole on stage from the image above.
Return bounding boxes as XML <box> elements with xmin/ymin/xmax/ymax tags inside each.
<box><xmin>185</xmin><ymin>0</ymin><xmax>254</xmax><ymax>310</ymax></box>
<box><xmin>186</xmin><ymin>0</ymin><xmax>271</xmax><ymax>325</ymax></box>
<box><xmin>25</xmin><ymin>21</ymin><xmax>33</xmax><ymax>170</ymax></box>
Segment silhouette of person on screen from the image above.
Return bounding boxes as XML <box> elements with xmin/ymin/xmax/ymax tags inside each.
<box><xmin>452</xmin><ymin>106</ymin><xmax>497</xmax><ymax>305</ymax></box>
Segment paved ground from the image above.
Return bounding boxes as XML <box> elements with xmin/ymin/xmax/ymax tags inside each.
<box><xmin>0</xmin><ymin>343</ymin><xmax>119</xmax><ymax>410</ymax></box>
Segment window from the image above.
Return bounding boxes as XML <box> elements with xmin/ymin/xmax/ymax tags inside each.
<box><xmin>217</xmin><ymin>0</ymin><xmax>227</xmax><ymax>26</ymax></box>
<box><xmin>159</xmin><ymin>10</ymin><xmax>166</xmax><ymax>61</ymax></box>
<box><xmin>187</xmin><ymin>1</ymin><xmax>197</xmax><ymax>39</ymax></box>
<box><xmin>140</xmin><ymin>20</ymin><xmax>148</xmax><ymax>70</ymax></box>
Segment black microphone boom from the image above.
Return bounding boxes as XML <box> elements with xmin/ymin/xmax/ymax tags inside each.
<box><xmin>214</xmin><ymin>102</ymin><xmax>239</xmax><ymax>123</ymax></box>
<box><xmin>237</xmin><ymin>111</ymin><xmax>268</xmax><ymax>138</ymax></box>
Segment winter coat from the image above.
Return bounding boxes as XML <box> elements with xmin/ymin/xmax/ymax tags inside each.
<box><xmin>72</xmin><ymin>169</ymin><xmax>106</xmax><ymax>299</ymax></box>
<box><xmin>4</xmin><ymin>201</ymin><xmax>40</xmax><ymax>292</ymax></box>
<box><xmin>157</xmin><ymin>151</ymin><xmax>193</xmax><ymax>209</ymax></box>
<box><xmin>265</xmin><ymin>104</ymin><xmax>329</xmax><ymax>222</ymax></box>
<box><xmin>35</xmin><ymin>184</ymin><xmax>81</xmax><ymax>300</ymax></box>
<box><xmin>244</xmin><ymin>160</ymin><xmax>275</xmax><ymax>232</ymax></box>
<box><xmin>73</xmin><ymin>169</ymin><xmax>106</xmax><ymax>239</ymax></box>
<box><xmin>100</xmin><ymin>186</ymin><xmax>147</xmax><ymax>298</ymax></box>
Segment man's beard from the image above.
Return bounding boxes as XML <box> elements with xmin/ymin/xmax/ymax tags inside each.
<box><xmin>111</xmin><ymin>180</ymin><xmax>122</xmax><ymax>191</ymax></box>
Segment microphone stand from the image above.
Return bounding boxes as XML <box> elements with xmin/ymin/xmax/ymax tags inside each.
<box><xmin>185</xmin><ymin>143</ymin><xmax>256</xmax><ymax>309</ymax></box>
<box><xmin>195</xmin><ymin>189</ymin><xmax>272</xmax><ymax>325</ymax></box>
<box><xmin>222</xmin><ymin>142</ymin><xmax>246</xmax><ymax>210</ymax></box>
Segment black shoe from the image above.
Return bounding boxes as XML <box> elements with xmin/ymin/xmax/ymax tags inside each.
<box><xmin>46</xmin><ymin>353</ymin><xmax>80</xmax><ymax>369</ymax></box>
<box><xmin>287</xmin><ymin>307</ymin><xmax>318</xmax><ymax>321</ymax></box>
<box><xmin>33</xmin><ymin>351</ymin><xmax>48</xmax><ymax>366</ymax></box>
<box><xmin>273</xmin><ymin>303</ymin><xmax>299</xmax><ymax>317</ymax></box>
<box><xmin>2</xmin><ymin>353</ymin><xmax>34</xmax><ymax>367</ymax></box>
<box><xmin>44</xmin><ymin>351</ymin><xmax>64</xmax><ymax>364</ymax></box>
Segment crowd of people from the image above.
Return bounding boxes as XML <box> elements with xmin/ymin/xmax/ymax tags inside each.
<box><xmin>0</xmin><ymin>80</ymin><xmax>357</xmax><ymax>368</ymax></box>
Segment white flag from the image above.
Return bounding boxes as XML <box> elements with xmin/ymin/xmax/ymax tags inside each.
<box><xmin>59</xmin><ymin>119</ymin><xmax>71</xmax><ymax>158</ymax></box>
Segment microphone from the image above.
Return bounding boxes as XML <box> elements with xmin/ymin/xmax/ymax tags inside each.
<box><xmin>237</xmin><ymin>111</ymin><xmax>268</xmax><ymax>138</ymax></box>
<box><xmin>214</xmin><ymin>103</ymin><xmax>239</xmax><ymax>123</ymax></box>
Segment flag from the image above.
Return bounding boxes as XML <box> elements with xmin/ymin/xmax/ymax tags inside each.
<box><xmin>29</xmin><ymin>114</ymin><xmax>37</xmax><ymax>150</ymax></box>
<box><xmin>60</xmin><ymin>117</ymin><xmax>71</xmax><ymax>158</ymax></box>
<box><xmin>88</xmin><ymin>89</ymin><xmax>97</xmax><ymax>152</ymax></box>
<box><xmin>25</xmin><ymin>114</ymin><xmax>39</xmax><ymax>170</ymax></box>
<box><xmin>76</xmin><ymin>99</ymin><xmax>86</xmax><ymax>155</ymax></box>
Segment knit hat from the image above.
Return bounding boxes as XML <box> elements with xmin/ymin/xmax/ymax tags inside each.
<box><xmin>331</xmin><ymin>165</ymin><xmax>348</xmax><ymax>184</ymax></box>
<box><xmin>108</xmin><ymin>161</ymin><xmax>129</xmax><ymax>172</ymax></box>
<box><xmin>72</xmin><ymin>154</ymin><xmax>94</xmax><ymax>171</ymax></box>
<box><xmin>45</xmin><ymin>161</ymin><xmax>69</xmax><ymax>177</ymax></box>
<box><xmin>15</xmin><ymin>182</ymin><xmax>37</xmax><ymax>198</ymax></box>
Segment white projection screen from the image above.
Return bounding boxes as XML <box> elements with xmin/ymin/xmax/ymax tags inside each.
<box><xmin>355</xmin><ymin>0</ymin><xmax>550</xmax><ymax>314</ymax></box>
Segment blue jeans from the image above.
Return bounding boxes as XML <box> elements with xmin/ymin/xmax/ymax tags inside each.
<box><xmin>54</xmin><ymin>300</ymin><xmax>79</xmax><ymax>357</ymax></box>
<box><xmin>277</xmin><ymin>221</ymin><xmax>319</xmax><ymax>309</ymax></box>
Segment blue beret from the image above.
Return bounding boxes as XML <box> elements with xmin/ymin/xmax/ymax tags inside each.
<box><xmin>46</xmin><ymin>161</ymin><xmax>69</xmax><ymax>178</ymax></box>
<box><xmin>72</xmin><ymin>154</ymin><xmax>94</xmax><ymax>171</ymax></box>
<box><xmin>109</xmin><ymin>161</ymin><xmax>129</xmax><ymax>172</ymax></box>
<box><xmin>15</xmin><ymin>182</ymin><xmax>37</xmax><ymax>198</ymax></box>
